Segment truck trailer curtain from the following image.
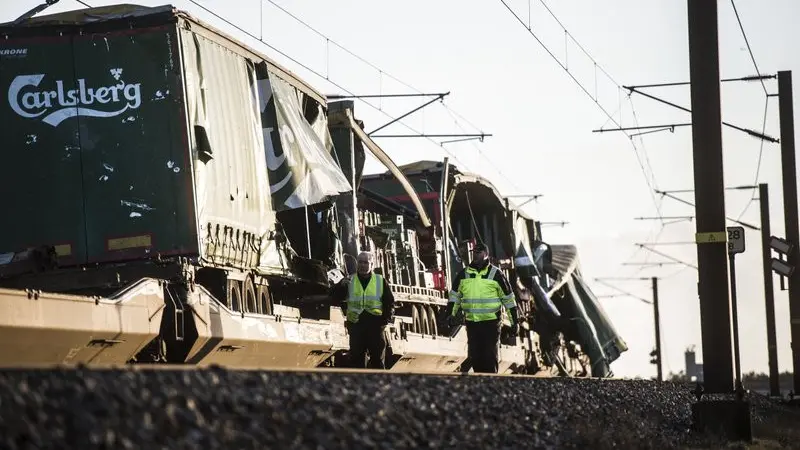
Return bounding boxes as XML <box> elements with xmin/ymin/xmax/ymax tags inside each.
<box><xmin>254</xmin><ymin>63</ymin><xmax>351</xmax><ymax>211</ymax></box>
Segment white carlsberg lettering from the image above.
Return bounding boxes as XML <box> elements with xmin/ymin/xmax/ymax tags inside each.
<box><xmin>8</xmin><ymin>74</ymin><xmax>142</xmax><ymax>126</ymax></box>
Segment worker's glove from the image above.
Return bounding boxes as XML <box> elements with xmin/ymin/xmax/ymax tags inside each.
<box><xmin>511</xmin><ymin>322</ymin><xmax>519</xmax><ymax>335</ymax></box>
<box><xmin>447</xmin><ymin>315</ymin><xmax>460</xmax><ymax>327</ymax></box>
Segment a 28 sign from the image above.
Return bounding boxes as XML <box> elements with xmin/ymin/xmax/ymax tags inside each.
<box><xmin>728</xmin><ymin>226</ymin><xmax>745</xmax><ymax>255</ymax></box>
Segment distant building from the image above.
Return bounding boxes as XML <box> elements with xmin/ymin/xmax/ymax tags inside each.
<box><xmin>685</xmin><ymin>346</ymin><xmax>704</xmax><ymax>382</ymax></box>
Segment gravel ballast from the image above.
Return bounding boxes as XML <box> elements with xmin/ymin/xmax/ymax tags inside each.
<box><xmin>0</xmin><ymin>367</ymin><xmax>796</xmax><ymax>449</ymax></box>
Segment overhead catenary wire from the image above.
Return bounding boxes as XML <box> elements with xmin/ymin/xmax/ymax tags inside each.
<box><xmin>258</xmin><ymin>0</ymin><xmax>517</xmax><ymax>189</ymax></box>
<box><xmin>626</xmin><ymin>74</ymin><xmax>775</xmax><ymax>90</ymax></box>
<box><xmin>729</xmin><ymin>0</ymin><xmax>770</xmax><ymax>220</ymax></box>
<box><xmin>262</xmin><ymin>0</ymin><xmax>498</xmax><ymax>141</ymax></box>
<box><xmin>660</xmin><ymin>266</ymin><xmax>691</xmax><ymax>280</ymax></box>
<box><xmin>636</xmin><ymin>244</ymin><xmax>697</xmax><ymax>270</ymax></box>
<box><xmin>263</xmin><ymin>0</ymin><xmax>415</xmax><ymax>95</ymax></box>
<box><xmin>633</xmin><ymin>223</ymin><xmax>669</xmax><ymax>275</ymax></box>
<box><xmin>496</xmin><ymin>0</ymin><xmax>673</xmax><ymax>280</ymax></box>
<box><xmin>498</xmin><ymin>0</ymin><xmax>664</xmax><ymax>225</ymax></box>
<box><xmin>500</xmin><ymin>0</ymin><xmax>676</xmax><ymax>272</ymax></box>
<box><xmin>730</xmin><ymin>0</ymin><xmax>768</xmax><ymax>97</ymax></box>
<box><xmin>594</xmin><ymin>279</ymin><xmax>652</xmax><ymax>305</ymax></box>
<box><xmin>269</xmin><ymin>0</ymin><xmax>662</xmax><ymax>220</ymax></box>
<box><xmin>441</xmin><ymin>107</ymin><xmax>523</xmax><ymax>193</ymax></box>
<box><xmin>626</xmin><ymin>94</ymin><xmax>667</xmax><ymax>269</ymax></box>
<box><xmin>737</xmin><ymin>96</ymin><xmax>770</xmax><ymax>221</ymax></box>
<box><xmin>656</xmin><ymin>190</ymin><xmax>760</xmax><ymax>230</ymax></box>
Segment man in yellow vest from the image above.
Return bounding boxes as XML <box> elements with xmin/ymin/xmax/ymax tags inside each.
<box><xmin>330</xmin><ymin>251</ymin><xmax>395</xmax><ymax>369</ymax></box>
<box><xmin>445</xmin><ymin>242</ymin><xmax>518</xmax><ymax>373</ymax></box>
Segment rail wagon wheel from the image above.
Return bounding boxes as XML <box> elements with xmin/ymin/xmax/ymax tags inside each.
<box><xmin>426</xmin><ymin>305</ymin><xmax>438</xmax><ymax>336</ymax></box>
<box><xmin>227</xmin><ymin>278</ymin><xmax>242</xmax><ymax>312</ymax></box>
<box><xmin>243</xmin><ymin>276</ymin><xmax>257</xmax><ymax>314</ymax></box>
<box><xmin>418</xmin><ymin>305</ymin><xmax>431</xmax><ymax>336</ymax></box>
<box><xmin>258</xmin><ymin>284</ymin><xmax>272</xmax><ymax>316</ymax></box>
<box><xmin>519</xmin><ymin>296</ymin><xmax>530</xmax><ymax>317</ymax></box>
<box><xmin>411</xmin><ymin>304</ymin><xmax>422</xmax><ymax>333</ymax></box>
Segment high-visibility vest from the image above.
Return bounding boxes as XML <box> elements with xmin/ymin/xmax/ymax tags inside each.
<box><xmin>346</xmin><ymin>273</ymin><xmax>384</xmax><ymax>323</ymax></box>
<box><xmin>449</xmin><ymin>265</ymin><xmax>516</xmax><ymax>322</ymax></box>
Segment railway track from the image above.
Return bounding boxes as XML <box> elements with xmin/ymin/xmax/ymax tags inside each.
<box><xmin>1</xmin><ymin>364</ymin><xmax>795</xmax><ymax>449</ymax></box>
<box><xmin>0</xmin><ymin>363</ymin><xmax>608</xmax><ymax>379</ymax></box>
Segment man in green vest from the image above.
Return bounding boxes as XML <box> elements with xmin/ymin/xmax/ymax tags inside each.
<box><xmin>330</xmin><ymin>251</ymin><xmax>395</xmax><ymax>369</ymax></box>
<box><xmin>445</xmin><ymin>242</ymin><xmax>519</xmax><ymax>373</ymax></box>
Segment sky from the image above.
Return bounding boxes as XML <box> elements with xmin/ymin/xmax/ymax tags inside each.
<box><xmin>3</xmin><ymin>0</ymin><xmax>799</xmax><ymax>380</ymax></box>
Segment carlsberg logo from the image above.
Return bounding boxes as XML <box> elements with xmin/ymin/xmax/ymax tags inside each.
<box><xmin>8</xmin><ymin>73</ymin><xmax>142</xmax><ymax>126</ymax></box>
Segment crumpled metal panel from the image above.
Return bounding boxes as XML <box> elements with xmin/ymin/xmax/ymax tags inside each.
<box><xmin>563</xmin><ymin>276</ymin><xmax>611</xmax><ymax>377</ymax></box>
<box><xmin>572</xmin><ymin>274</ymin><xmax>629</xmax><ymax>363</ymax></box>
<box><xmin>512</xmin><ymin>214</ymin><xmax>562</xmax><ymax>320</ymax></box>
<box><xmin>560</xmin><ymin>273</ymin><xmax>628</xmax><ymax>377</ymax></box>
<box><xmin>547</xmin><ymin>245</ymin><xmax>628</xmax><ymax>374</ymax></box>
<box><xmin>550</xmin><ymin>244</ymin><xmax>578</xmax><ymax>276</ymax></box>
<box><xmin>548</xmin><ymin>245</ymin><xmax>579</xmax><ymax>295</ymax></box>
<box><xmin>513</xmin><ymin>214</ymin><xmax>536</xmax><ymax>270</ymax></box>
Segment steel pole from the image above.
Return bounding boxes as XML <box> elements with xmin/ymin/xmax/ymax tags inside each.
<box><xmin>759</xmin><ymin>183</ymin><xmax>780</xmax><ymax>396</ymax></box>
<box><xmin>778</xmin><ymin>70</ymin><xmax>800</xmax><ymax>393</ymax></box>
<box><xmin>729</xmin><ymin>254</ymin><xmax>742</xmax><ymax>391</ymax></box>
<box><xmin>653</xmin><ymin>277</ymin><xmax>663</xmax><ymax>382</ymax></box>
<box><xmin>686</xmin><ymin>0</ymin><xmax>734</xmax><ymax>393</ymax></box>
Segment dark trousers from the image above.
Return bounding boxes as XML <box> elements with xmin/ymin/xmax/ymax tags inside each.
<box><xmin>347</xmin><ymin>312</ymin><xmax>387</xmax><ymax>369</ymax></box>
<box><xmin>466</xmin><ymin>319</ymin><xmax>501</xmax><ymax>373</ymax></box>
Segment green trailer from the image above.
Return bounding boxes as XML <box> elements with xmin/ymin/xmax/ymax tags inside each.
<box><xmin>0</xmin><ymin>4</ymin><xmax>356</xmax><ymax>366</ymax></box>
<box><xmin>0</xmin><ymin>4</ymin><xmax>349</xmax><ymax>279</ymax></box>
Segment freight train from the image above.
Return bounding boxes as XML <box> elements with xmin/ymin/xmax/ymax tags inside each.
<box><xmin>0</xmin><ymin>3</ymin><xmax>628</xmax><ymax>376</ymax></box>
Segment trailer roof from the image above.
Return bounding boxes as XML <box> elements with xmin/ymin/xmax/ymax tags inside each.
<box><xmin>1</xmin><ymin>3</ymin><xmax>171</xmax><ymax>26</ymax></box>
<box><xmin>362</xmin><ymin>159</ymin><xmax>534</xmax><ymax>221</ymax></box>
<box><xmin>0</xmin><ymin>3</ymin><xmax>326</xmax><ymax>106</ymax></box>
<box><xmin>550</xmin><ymin>245</ymin><xmax>579</xmax><ymax>281</ymax></box>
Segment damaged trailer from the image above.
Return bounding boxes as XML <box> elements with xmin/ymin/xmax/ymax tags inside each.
<box><xmin>0</xmin><ymin>3</ymin><xmax>625</xmax><ymax>376</ymax></box>
<box><xmin>0</xmin><ymin>3</ymin><xmax>357</xmax><ymax>368</ymax></box>
<box><xmin>359</xmin><ymin>161</ymin><xmax>629</xmax><ymax>377</ymax></box>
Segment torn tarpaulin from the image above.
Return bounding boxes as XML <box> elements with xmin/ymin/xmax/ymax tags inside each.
<box><xmin>255</xmin><ymin>63</ymin><xmax>351</xmax><ymax>211</ymax></box>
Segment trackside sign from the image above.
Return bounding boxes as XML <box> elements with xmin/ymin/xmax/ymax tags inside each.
<box><xmin>7</xmin><ymin>69</ymin><xmax>142</xmax><ymax>127</ymax></box>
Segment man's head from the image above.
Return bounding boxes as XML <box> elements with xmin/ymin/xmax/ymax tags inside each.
<box><xmin>472</xmin><ymin>243</ymin><xmax>489</xmax><ymax>263</ymax></box>
<box><xmin>356</xmin><ymin>251</ymin><xmax>373</xmax><ymax>275</ymax></box>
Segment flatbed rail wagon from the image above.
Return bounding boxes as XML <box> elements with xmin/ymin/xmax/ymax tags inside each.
<box><xmin>0</xmin><ymin>3</ymin><xmax>627</xmax><ymax>376</ymax></box>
